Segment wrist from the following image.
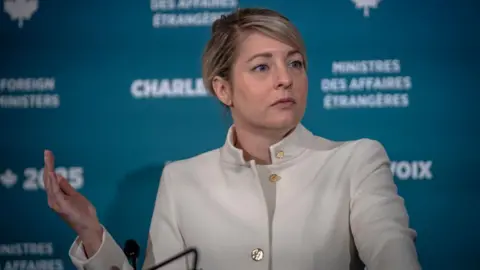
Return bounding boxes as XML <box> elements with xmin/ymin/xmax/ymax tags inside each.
<box><xmin>79</xmin><ymin>224</ymin><xmax>103</xmax><ymax>242</ymax></box>
<box><xmin>78</xmin><ymin>221</ymin><xmax>102</xmax><ymax>237</ymax></box>
<box><xmin>78</xmin><ymin>225</ymin><xmax>103</xmax><ymax>257</ymax></box>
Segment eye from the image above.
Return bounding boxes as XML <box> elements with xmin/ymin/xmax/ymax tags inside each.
<box><xmin>289</xmin><ymin>60</ymin><xmax>304</xmax><ymax>69</ymax></box>
<box><xmin>252</xmin><ymin>64</ymin><xmax>269</xmax><ymax>72</ymax></box>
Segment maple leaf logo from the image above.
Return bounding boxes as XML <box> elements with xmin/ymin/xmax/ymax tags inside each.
<box><xmin>0</xmin><ymin>169</ymin><xmax>17</xmax><ymax>188</ymax></box>
<box><xmin>352</xmin><ymin>0</ymin><xmax>381</xmax><ymax>17</ymax></box>
<box><xmin>3</xmin><ymin>0</ymin><xmax>38</xmax><ymax>28</ymax></box>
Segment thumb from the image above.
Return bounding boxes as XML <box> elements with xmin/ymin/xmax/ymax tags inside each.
<box><xmin>56</xmin><ymin>174</ymin><xmax>77</xmax><ymax>196</ymax></box>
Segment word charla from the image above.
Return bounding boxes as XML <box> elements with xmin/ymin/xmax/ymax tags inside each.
<box><xmin>131</xmin><ymin>78</ymin><xmax>210</xmax><ymax>98</ymax></box>
<box><xmin>391</xmin><ymin>160</ymin><xmax>433</xmax><ymax>180</ymax></box>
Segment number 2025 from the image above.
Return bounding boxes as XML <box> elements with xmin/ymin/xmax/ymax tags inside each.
<box><xmin>23</xmin><ymin>167</ymin><xmax>84</xmax><ymax>191</ymax></box>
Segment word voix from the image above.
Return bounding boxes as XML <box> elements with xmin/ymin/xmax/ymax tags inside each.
<box><xmin>0</xmin><ymin>78</ymin><xmax>59</xmax><ymax>109</ymax></box>
<box><xmin>151</xmin><ymin>0</ymin><xmax>238</xmax><ymax>27</ymax></box>
<box><xmin>390</xmin><ymin>160</ymin><xmax>433</xmax><ymax>180</ymax></box>
<box><xmin>0</xmin><ymin>167</ymin><xmax>84</xmax><ymax>190</ymax></box>
<box><xmin>0</xmin><ymin>242</ymin><xmax>63</xmax><ymax>270</ymax></box>
<box><xmin>131</xmin><ymin>78</ymin><xmax>209</xmax><ymax>98</ymax></box>
<box><xmin>321</xmin><ymin>59</ymin><xmax>412</xmax><ymax>109</ymax></box>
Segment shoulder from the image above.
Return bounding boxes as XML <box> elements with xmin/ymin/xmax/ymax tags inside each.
<box><xmin>306</xmin><ymin>133</ymin><xmax>391</xmax><ymax>176</ymax></box>
<box><xmin>159</xmin><ymin>148</ymin><xmax>221</xmax><ymax>185</ymax></box>
<box><xmin>340</xmin><ymin>138</ymin><xmax>389</xmax><ymax>161</ymax></box>
<box><xmin>309</xmin><ymin>132</ymin><xmax>389</xmax><ymax>162</ymax></box>
<box><xmin>308</xmin><ymin>135</ymin><xmax>393</xmax><ymax>192</ymax></box>
<box><xmin>321</xmin><ymin>137</ymin><xmax>393</xmax><ymax>187</ymax></box>
<box><xmin>342</xmin><ymin>138</ymin><xmax>390</xmax><ymax>167</ymax></box>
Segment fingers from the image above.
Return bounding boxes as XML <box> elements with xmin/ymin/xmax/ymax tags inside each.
<box><xmin>57</xmin><ymin>174</ymin><xmax>77</xmax><ymax>196</ymax></box>
<box><xmin>43</xmin><ymin>151</ymin><xmax>72</xmax><ymax>214</ymax></box>
<box><xmin>43</xmin><ymin>150</ymin><xmax>55</xmax><ymax>192</ymax></box>
<box><xmin>44</xmin><ymin>150</ymin><xmax>55</xmax><ymax>173</ymax></box>
<box><xmin>49</xmin><ymin>172</ymin><xmax>61</xmax><ymax>195</ymax></box>
<box><xmin>46</xmin><ymin>172</ymin><xmax>66</xmax><ymax>212</ymax></box>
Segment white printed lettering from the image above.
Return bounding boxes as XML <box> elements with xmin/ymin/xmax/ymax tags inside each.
<box><xmin>391</xmin><ymin>161</ymin><xmax>433</xmax><ymax>180</ymax></box>
<box><xmin>131</xmin><ymin>78</ymin><xmax>209</xmax><ymax>98</ymax></box>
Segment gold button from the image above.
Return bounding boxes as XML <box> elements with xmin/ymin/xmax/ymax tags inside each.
<box><xmin>251</xmin><ymin>248</ymin><xmax>264</xmax><ymax>261</ymax></box>
<box><xmin>269</xmin><ymin>174</ymin><xmax>281</xmax><ymax>183</ymax></box>
<box><xmin>275</xmin><ymin>151</ymin><xmax>284</xmax><ymax>158</ymax></box>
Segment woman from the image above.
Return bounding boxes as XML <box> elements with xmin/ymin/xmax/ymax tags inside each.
<box><xmin>43</xmin><ymin>7</ymin><xmax>421</xmax><ymax>270</ymax></box>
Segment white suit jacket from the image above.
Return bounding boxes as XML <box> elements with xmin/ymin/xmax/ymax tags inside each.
<box><xmin>68</xmin><ymin>124</ymin><xmax>421</xmax><ymax>270</ymax></box>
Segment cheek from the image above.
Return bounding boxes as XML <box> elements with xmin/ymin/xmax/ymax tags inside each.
<box><xmin>235</xmin><ymin>77</ymin><xmax>270</xmax><ymax>104</ymax></box>
<box><xmin>295</xmin><ymin>78</ymin><xmax>308</xmax><ymax>98</ymax></box>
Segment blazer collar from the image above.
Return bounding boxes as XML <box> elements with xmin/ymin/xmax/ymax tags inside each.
<box><xmin>220</xmin><ymin>123</ymin><xmax>313</xmax><ymax>166</ymax></box>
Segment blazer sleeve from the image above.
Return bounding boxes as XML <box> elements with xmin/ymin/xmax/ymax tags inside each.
<box><xmin>68</xmin><ymin>164</ymin><xmax>188</xmax><ymax>270</ymax></box>
<box><xmin>349</xmin><ymin>139</ymin><xmax>421</xmax><ymax>270</ymax></box>
<box><xmin>68</xmin><ymin>226</ymin><xmax>132</xmax><ymax>270</ymax></box>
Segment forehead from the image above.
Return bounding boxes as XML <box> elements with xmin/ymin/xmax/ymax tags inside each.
<box><xmin>236</xmin><ymin>32</ymin><xmax>296</xmax><ymax>59</ymax></box>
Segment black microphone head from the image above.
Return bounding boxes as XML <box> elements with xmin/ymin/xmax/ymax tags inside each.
<box><xmin>124</xmin><ymin>239</ymin><xmax>140</xmax><ymax>257</ymax></box>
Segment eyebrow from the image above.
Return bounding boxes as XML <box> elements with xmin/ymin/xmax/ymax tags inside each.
<box><xmin>246</xmin><ymin>50</ymin><xmax>301</xmax><ymax>63</ymax></box>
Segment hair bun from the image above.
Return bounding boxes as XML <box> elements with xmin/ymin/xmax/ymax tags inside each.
<box><xmin>212</xmin><ymin>15</ymin><xmax>227</xmax><ymax>34</ymax></box>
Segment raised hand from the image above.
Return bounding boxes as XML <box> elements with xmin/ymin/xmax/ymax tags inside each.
<box><xmin>43</xmin><ymin>150</ymin><xmax>103</xmax><ymax>257</ymax></box>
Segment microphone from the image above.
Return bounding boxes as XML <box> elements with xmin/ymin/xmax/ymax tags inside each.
<box><xmin>124</xmin><ymin>239</ymin><xmax>199</xmax><ymax>270</ymax></box>
<box><xmin>124</xmin><ymin>239</ymin><xmax>140</xmax><ymax>270</ymax></box>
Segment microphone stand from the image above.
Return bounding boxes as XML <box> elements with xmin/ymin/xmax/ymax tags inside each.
<box><xmin>145</xmin><ymin>247</ymin><xmax>199</xmax><ymax>270</ymax></box>
<box><xmin>124</xmin><ymin>239</ymin><xmax>199</xmax><ymax>270</ymax></box>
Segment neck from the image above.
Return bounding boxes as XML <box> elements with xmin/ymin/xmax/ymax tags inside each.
<box><xmin>233</xmin><ymin>124</ymin><xmax>295</xmax><ymax>165</ymax></box>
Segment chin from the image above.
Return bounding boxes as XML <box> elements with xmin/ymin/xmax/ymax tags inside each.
<box><xmin>266</xmin><ymin>116</ymin><xmax>300</xmax><ymax>130</ymax></box>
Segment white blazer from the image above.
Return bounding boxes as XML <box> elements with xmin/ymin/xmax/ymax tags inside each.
<box><xmin>68</xmin><ymin>124</ymin><xmax>421</xmax><ymax>270</ymax></box>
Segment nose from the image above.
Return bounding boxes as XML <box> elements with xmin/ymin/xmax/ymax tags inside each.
<box><xmin>275</xmin><ymin>65</ymin><xmax>293</xmax><ymax>90</ymax></box>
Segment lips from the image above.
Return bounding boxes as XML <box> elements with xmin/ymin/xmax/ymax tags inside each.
<box><xmin>272</xmin><ymin>97</ymin><xmax>296</xmax><ymax>106</ymax></box>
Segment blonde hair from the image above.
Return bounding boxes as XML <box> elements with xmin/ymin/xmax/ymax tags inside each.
<box><xmin>202</xmin><ymin>8</ymin><xmax>307</xmax><ymax>96</ymax></box>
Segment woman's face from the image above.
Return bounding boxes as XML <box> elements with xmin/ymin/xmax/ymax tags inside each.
<box><xmin>214</xmin><ymin>31</ymin><xmax>308</xmax><ymax>132</ymax></box>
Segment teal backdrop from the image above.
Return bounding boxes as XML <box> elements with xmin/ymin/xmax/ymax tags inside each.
<box><xmin>1</xmin><ymin>0</ymin><xmax>479</xmax><ymax>269</ymax></box>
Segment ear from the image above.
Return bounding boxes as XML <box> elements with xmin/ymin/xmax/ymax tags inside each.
<box><xmin>212</xmin><ymin>76</ymin><xmax>233</xmax><ymax>107</ymax></box>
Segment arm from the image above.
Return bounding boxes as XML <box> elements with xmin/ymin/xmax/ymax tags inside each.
<box><xmin>349</xmin><ymin>139</ymin><xmax>421</xmax><ymax>270</ymax></box>
<box><xmin>69</xmin><ymin>226</ymin><xmax>132</xmax><ymax>270</ymax></box>
<box><xmin>68</xmin><ymin>165</ymin><xmax>188</xmax><ymax>270</ymax></box>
